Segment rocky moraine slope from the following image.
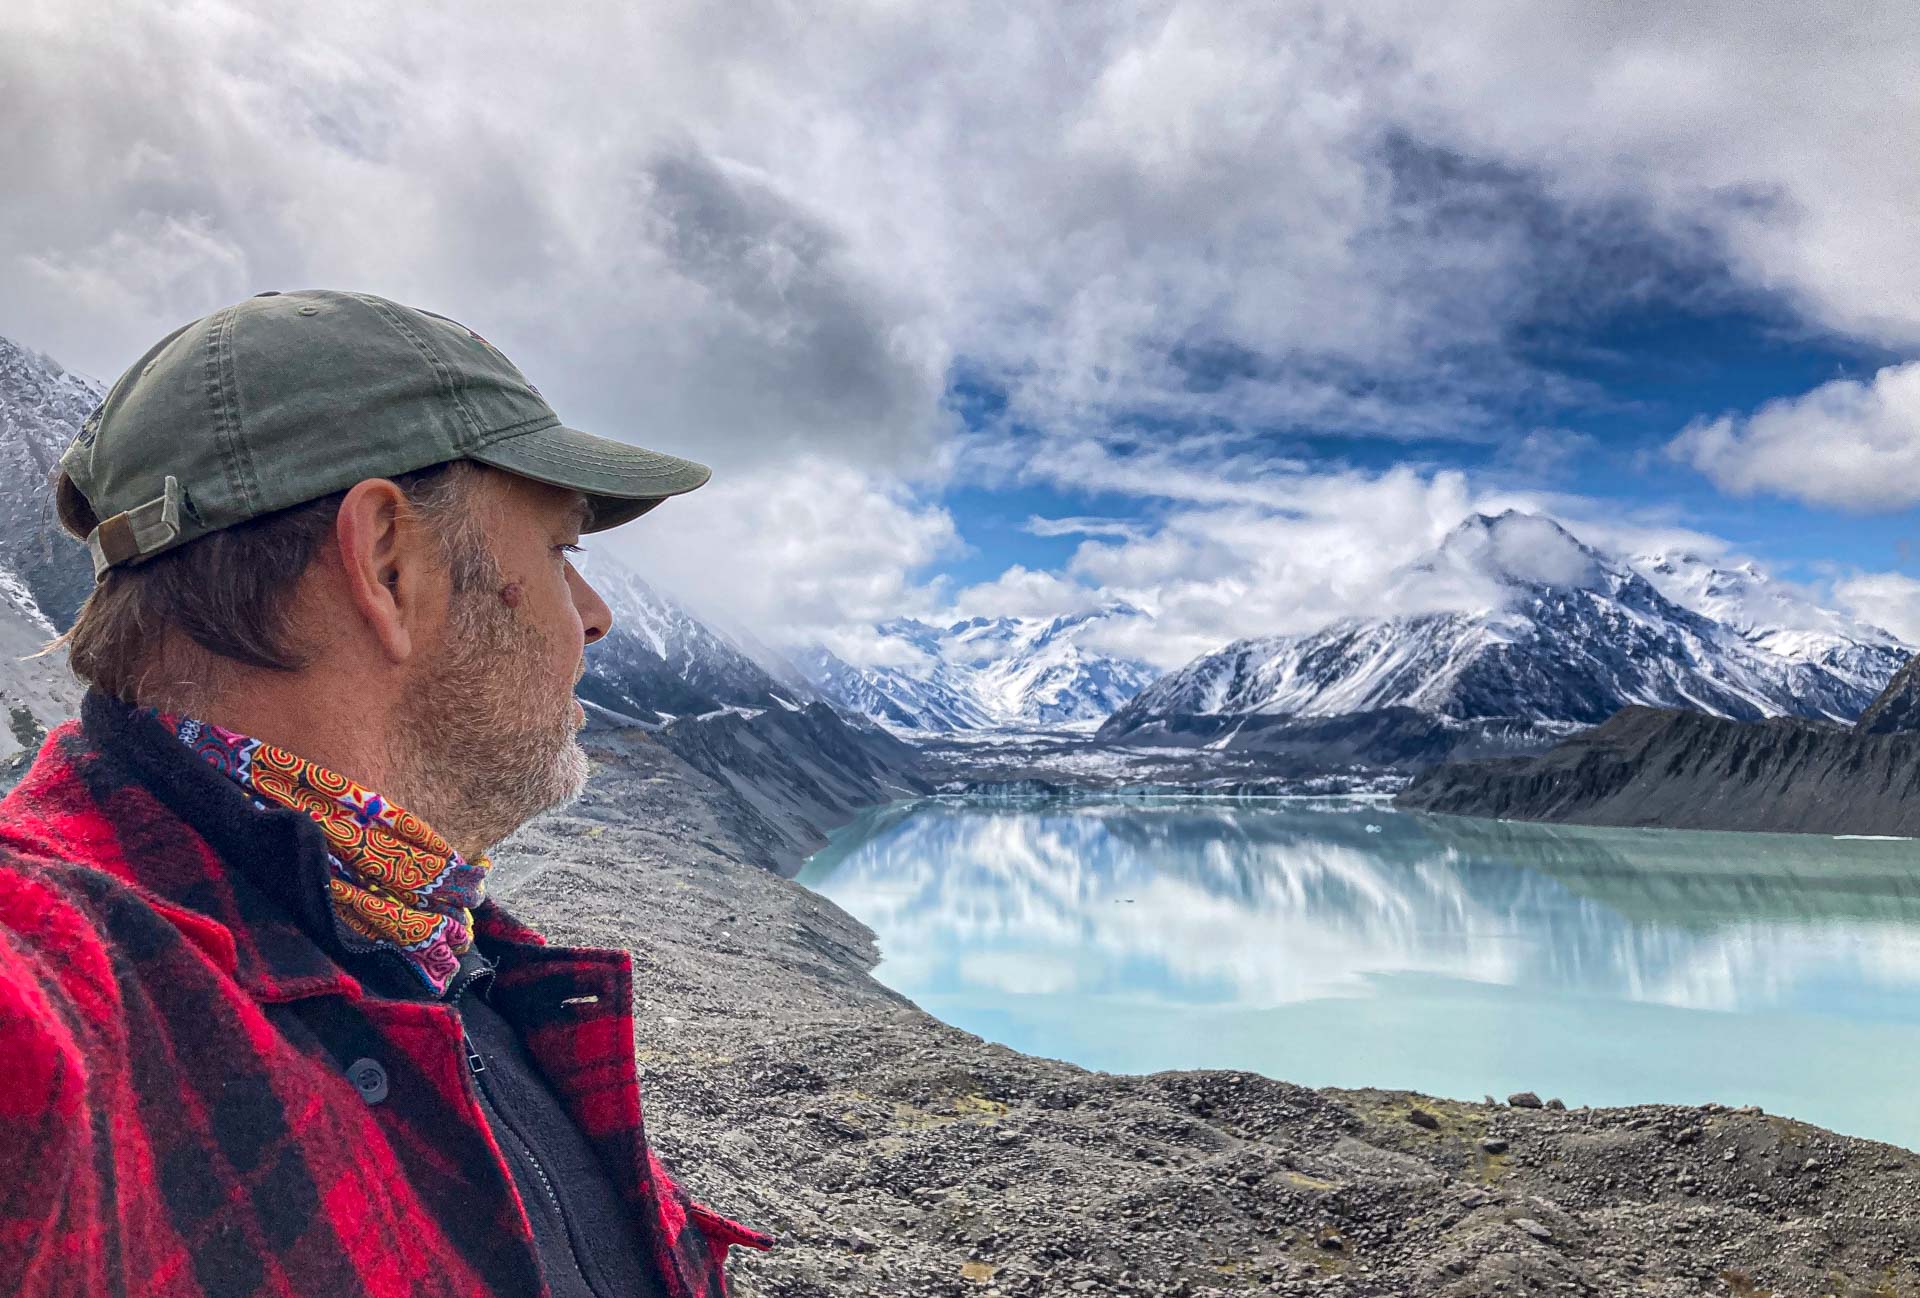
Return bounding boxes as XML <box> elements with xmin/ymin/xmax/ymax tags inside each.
<box><xmin>1399</xmin><ymin>650</ymin><xmax>1920</xmax><ymax>835</ymax></box>
<box><xmin>492</xmin><ymin>724</ymin><xmax>1920</xmax><ymax>1298</ymax></box>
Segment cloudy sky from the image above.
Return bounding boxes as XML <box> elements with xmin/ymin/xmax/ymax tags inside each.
<box><xmin>7</xmin><ymin>1</ymin><xmax>1920</xmax><ymax>667</ymax></box>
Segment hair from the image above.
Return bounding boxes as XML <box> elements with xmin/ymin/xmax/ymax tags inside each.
<box><xmin>53</xmin><ymin>460</ymin><xmax>495</xmax><ymax>707</ymax></box>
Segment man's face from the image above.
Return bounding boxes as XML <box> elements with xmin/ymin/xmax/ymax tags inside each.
<box><xmin>393</xmin><ymin>468</ymin><xmax>614</xmax><ymax>855</ymax></box>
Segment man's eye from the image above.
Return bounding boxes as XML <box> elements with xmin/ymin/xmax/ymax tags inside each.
<box><xmin>558</xmin><ymin>543</ymin><xmax>584</xmax><ymax>555</ymax></box>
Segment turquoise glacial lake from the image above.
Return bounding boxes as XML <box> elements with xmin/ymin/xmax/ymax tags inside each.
<box><xmin>798</xmin><ymin>797</ymin><xmax>1920</xmax><ymax>1150</ymax></box>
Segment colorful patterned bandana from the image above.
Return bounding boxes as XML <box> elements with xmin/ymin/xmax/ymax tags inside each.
<box><xmin>158</xmin><ymin>714</ymin><xmax>491</xmax><ymax>995</ymax></box>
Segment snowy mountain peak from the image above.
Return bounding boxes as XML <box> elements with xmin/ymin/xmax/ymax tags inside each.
<box><xmin>1632</xmin><ymin>547</ymin><xmax>1902</xmax><ymax>646</ymax></box>
<box><xmin>1627</xmin><ymin>546</ymin><xmax>1910</xmax><ymax>700</ymax></box>
<box><xmin>802</xmin><ymin>602</ymin><xmax>1159</xmax><ymax>733</ymax></box>
<box><xmin>0</xmin><ymin>336</ymin><xmax>102</xmax><ymax>431</ymax></box>
<box><xmin>574</xmin><ymin>550</ymin><xmax>808</xmax><ymax>724</ymax></box>
<box><xmin>1106</xmin><ymin>512</ymin><xmax>1912</xmax><ymax>740</ymax></box>
<box><xmin>1414</xmin><ymin>510</ymin><xmax>1613</xmax><ymax>596</ymax></box>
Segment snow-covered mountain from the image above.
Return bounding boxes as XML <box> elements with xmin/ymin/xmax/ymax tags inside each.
<box><xmin>1632</xmin><ymin>548</ymin><xmax>1910</xmax><ymax>700</ymax></box>
<box><xmin>0</xmin><ymin>337</ymin><xmax>99</xmax><ymax>757</ymax></box>
<box><xmin>799</xmin><ymin>604</ymin><xmax>1160</xmax><ymax>733</ymax></box>
<box><xmin>575</xmin><ymin>551</ymin><xmax>814</xmax><ymax>724</ymax></box>
<box><xmin>0</xmin><ymin>336</ymin><xmax>100</xmax><ymax>630</ymax></box>
<box><xmin>1103</xmin><ymin>511</ymin><xmax>1906</xmax><ymax>744</ymax></box>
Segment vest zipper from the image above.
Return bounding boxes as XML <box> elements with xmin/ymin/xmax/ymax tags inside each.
<box><xmin>462</xmin><ymin>1025</ymin><xmax>611</xmax><ymax>1298</ymax></box>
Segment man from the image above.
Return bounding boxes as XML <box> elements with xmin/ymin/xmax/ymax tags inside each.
<box><xmin>0</xmin><ymin>290</ymin><xmax>770</xmax><ymax>1297</ymax></box>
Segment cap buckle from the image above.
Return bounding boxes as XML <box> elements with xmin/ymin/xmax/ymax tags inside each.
<box><xmin>88</xmin><ymin>475</ymin><xmax>183</xmax><ymax>581</ymax></box>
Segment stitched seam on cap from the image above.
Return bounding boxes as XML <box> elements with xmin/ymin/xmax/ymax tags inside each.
<box><xmin>352</xmin><ymin>294</ymin><xmax>484</xmax><ymax>449</ymax></box>
<box><xmin>482</xmin><ymin>438</ymin><xmax>696</xmax><ymax>476</ymax></box>
<box><xmin>480</xmin><ymin>445</ymin><xmax>698</xmax><ymax>487</ymax></box>
<box><xmin>203</xmin><ymin>306</ymin><xmax>256</xmax><ymax>519</ymax></box>
<box><xmin>470</xmin><ymin>412</ymin><xmax>562</xmax><ymax>444</ymax></box>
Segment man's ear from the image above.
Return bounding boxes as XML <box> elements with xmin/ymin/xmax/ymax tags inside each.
<box><xmin>333</xmin><ymin>478</ymin><xmax>432</xmax><ymax>664</ymax></box>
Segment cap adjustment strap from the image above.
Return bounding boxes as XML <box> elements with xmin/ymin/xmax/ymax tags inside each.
<box><xmin>87</xmin><ymin>475</ymin><xmax>183</xmax><ymax>581</ymax></box>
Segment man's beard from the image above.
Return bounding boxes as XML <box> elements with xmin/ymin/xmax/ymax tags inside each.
<box><xmin>389</xmin><ymin>584</ymin><xmax>590</xmax><ymax>857</ymax></box>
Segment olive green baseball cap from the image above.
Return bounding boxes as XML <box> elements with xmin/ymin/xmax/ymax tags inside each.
<box><xmin>56</xmin><ymin>289</ymin><xmax>712</xmax><ymax>580</ymax></box>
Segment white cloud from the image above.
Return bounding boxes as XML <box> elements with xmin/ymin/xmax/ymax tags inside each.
<box><xmin>1667</xmin><ymin>362</ymin><xmax>1920</xmax><ymax>511</ymax></box>
<box><xmin>1835</xmin><ymin>572</ymin><xmax>1920</xmax><ymax>646</ymax></box>
<box><xmin>951</xmin><ymin>566</ymin><xmax>1102</xmax><ymax>623</ymax></box>
<box><xmin>1361</xmin><ymin>2</ymin><xmax>1920</xmax><ymax>348</ymax></box>
<box><xmin>22</xmin><ymin>0</ymin><xmax>1910</xmax><ymax>457</ymax></box>
<box><xmin>8</xmin><ymin>1</ymin><xmax>1920</xmax><ymax>650</ymax></box>
<box><xmin>1022</xmin><ymin>516</ymin><xmax>1144</xmax><ymax>542</ymax></box>
<box><xmin>1494</xmin><ymin>428</ymin><xmax>1598</xmax><ymax>479</ymax></box>
<box><xmin>947</xmin><ymin>465</ymin><xmax>1501</xmax><ymax>669</ymax></box>
<box><xmin>604</xmin><ymin>458</ymin><xmax>958</xmax><ymax>646</ymax></box>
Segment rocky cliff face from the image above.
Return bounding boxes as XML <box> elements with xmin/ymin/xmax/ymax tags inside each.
<box><xmin>1855</xmin><ymin>653</ymin><xmax>1920</xmax><ymax>736</ymax></box>
<box><xmin>1397</xmin><ymin>638</ymin><xmax>1920</xmax><ymax>834</ymax></box>
<box><xmin>0</xmin><ymin>336</ymin><xmax>100</xmax><ymax>630</ymax></box>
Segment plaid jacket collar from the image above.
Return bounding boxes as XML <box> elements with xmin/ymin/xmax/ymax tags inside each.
<box><xmin>6</xmin><ymin>692</ymin><xmax>551</xmax><ymax>1003</ymax></box>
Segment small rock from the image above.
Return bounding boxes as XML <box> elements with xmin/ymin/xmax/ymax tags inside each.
<box><xmin>1407</xmin><ymin>1109</ymin><xmax>1440</xmax><ymax>1130</ymax></box>
<box><xmin>1513</xmin><ymin>1217</ymin><xmax>1553</xmax><ymax>1242</ymax></box>
<box><xmin>1801</xmin><ymin>1158</ymin><xmax>1823</xmax><ymax>1173</ymax></box>
<box><xmin>1508</xmin><ymin>1092</ymin><xmax>1543</xmax><ymax>1109</ymax></box>
<box><xmin>1723</xmin><ymin>1149</ymin><xmax>1738</xmax><ymax>1163</ymax></box>
<box><xmin>1480</xmin><ymin>1137</ymin><xmax>1509</xmax><ymax>1155</ymax></box>
<box><xmin>1458</xmin><ymin>1188</ymin><xmax>1494</xmax><ymax>1209</ymax></box>
<box><xmin>1545</xmin><ymin>1098</ymin><xmax>1566</xmax><ymax>1111</ymax></box>
<box><xmin>1673</xmin><ymin>1126</ymin><xmax>1700</xmax><ymax>1145</ymax></box>
<box><xmin>1317</xmin><ymin>1229</ymin><xmax>1347</xmax><ymax>1252</ymax></box>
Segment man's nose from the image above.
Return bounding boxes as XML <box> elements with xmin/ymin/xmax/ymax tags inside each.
<box><xmin>569</xmin><ymin>565</ymin><xmax>613</xmax><ymax>644</ymax></box>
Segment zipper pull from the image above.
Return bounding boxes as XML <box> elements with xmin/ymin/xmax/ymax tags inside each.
<box><xmin>463</xmin><ymin>1029</ymin><xmax>486</xmax><ymax>1075</ymax></box>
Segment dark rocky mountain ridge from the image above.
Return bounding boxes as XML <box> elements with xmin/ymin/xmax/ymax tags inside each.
<box><xmin>1398</xmin><ymin>650</ymin><xmax>1920</xmax><ymax>834</ymax></box>
<box><xmin>645</xmin><ymin>702</ymin><xmax>930</xmax><ymax>871</ymax></box>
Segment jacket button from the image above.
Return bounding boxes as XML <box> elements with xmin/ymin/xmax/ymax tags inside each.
<box><xmin>347</xmin><ymin>1057</ymin><xmax>389</xmax><ymax>1105</ymax></box>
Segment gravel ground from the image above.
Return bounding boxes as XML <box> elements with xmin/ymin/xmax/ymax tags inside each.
<box><xmin>492</xmin><ymin>732</ymin><xmax>1920</xmax><ymax>1298</ymax></box>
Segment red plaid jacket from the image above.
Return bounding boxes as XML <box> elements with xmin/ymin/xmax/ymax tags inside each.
<box><xmin>0</xmin><ymin>698</ymin><xmax>770</xmax><ymax>1297</ymax></box>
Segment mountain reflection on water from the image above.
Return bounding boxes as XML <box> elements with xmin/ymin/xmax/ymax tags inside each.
<box><xmin>798</xmin><ymin>799</ymin><xmax>1920</xmax><ymax>1149</ymax></box>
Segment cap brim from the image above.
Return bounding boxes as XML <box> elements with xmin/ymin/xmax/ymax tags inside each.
<box><xmin>469</xmin><ymin>423</ymin><xmax>711</xmax><ymax>532</ymax></box>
